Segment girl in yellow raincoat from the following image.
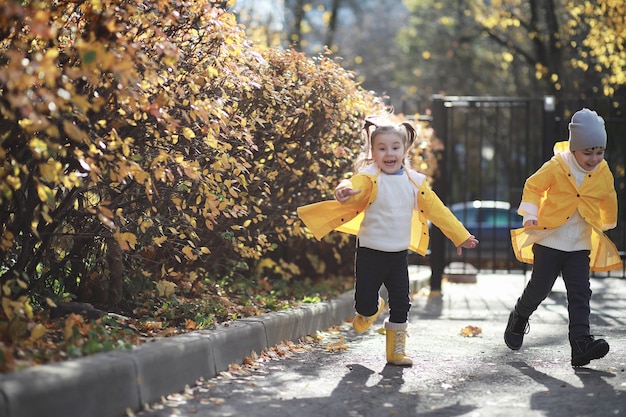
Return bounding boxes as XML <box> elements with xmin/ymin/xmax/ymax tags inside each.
<box><xmin>297</xmin><ymin>118</ymin><xmax>478</xmax><ymax>366</ymax></box>
<box><xmin>505</xmin><ymin>108</ymin><xmax>621</xmax><ymax>367</ymax></box>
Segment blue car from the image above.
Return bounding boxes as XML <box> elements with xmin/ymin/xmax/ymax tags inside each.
<box><xmin>447</xmin><ymin>200</ymin><xmax>523</xmax><ymax>269</ymax></box>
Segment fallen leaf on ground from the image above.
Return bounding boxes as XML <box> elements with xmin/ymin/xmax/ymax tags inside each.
<box><xmin>460</xmin><ymin>325</ymin><xmax>482</xmax><ymax>337</ymax></box>
<box><xmin>325</xmin><ymin>336</ymin><xmax>348</xmax><ymax>352</ymax></box>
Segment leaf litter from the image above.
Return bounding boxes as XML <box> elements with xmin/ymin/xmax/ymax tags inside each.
<box><xmin>134</xmin><ymin>325</ymin><xmax>349</xmax><ymax>415</ymax></box>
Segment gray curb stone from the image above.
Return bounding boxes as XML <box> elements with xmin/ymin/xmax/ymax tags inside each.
<box><xmin>0</xmin><ymin>291</ymin><xmax>357</xmax><ymax>417</ymax></box>
<box><xmin>0</xmin><ymin>351</ymin><xmax>140</xmax><ymax>417</ymax></box>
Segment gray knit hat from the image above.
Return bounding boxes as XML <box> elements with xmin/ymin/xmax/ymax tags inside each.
<box><xmin>568</xmin><ymin>108</ymin><xmax>607</xmax><ymax>151</ymax></box>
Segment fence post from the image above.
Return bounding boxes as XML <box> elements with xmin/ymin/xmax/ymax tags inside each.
<box><xmin>429</xmin><ymin>96</ymin><xmax>447</xmax><ymax>293</ymax></box>
<box><xmin>542</xmin><ymin>95</ymin><xmax>557</xmax><ymax>161</ymax></box>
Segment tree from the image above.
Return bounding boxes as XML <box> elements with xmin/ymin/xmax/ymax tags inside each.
<box><xmin>398</xmin><ymin>0</ymin><xmax>625</xmax><ymax>101</ymax></box>
<box><xmin>567</xmin><ymin>0</ymin><xmax>626</xmax><ymax>96</ymax></box>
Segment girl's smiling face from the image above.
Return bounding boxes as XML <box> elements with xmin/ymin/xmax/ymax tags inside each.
<box><xmin>371</xmin><ymin>132</ymin><xmax>406</xmax><ymax>174</ymax></box>
<box><xmin>573</xmin><ymin>147</ymin><xmax>605</xmax><ymax>170</ymax></box>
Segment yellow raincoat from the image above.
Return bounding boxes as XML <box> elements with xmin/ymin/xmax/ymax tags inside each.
<box><xmin>297</xmin><ymin>167</ymin><xmax>470</xmax><ymax>256</ymax></box>
<box><xmin>510</xmin><ymin>141</ymin><xmax>621</xmax><ymax>271</ymax></box>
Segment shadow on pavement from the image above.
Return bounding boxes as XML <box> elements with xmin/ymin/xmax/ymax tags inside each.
<box><xmin>327</xmin><ymin>363</ymin><xmax>477</xmax><ymax>417</ymax></box>
<box><xmin>509</xmin><ymin>361</ymin><xmax>621</xmax><ymax>416</ymax></box>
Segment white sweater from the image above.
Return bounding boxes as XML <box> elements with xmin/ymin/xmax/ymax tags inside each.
<box><xmin>357</xmin><ymin>168</ymin><xmax>415</xmax><ymax>252</ymax></box>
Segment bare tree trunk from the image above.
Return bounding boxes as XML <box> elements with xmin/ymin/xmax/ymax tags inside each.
<box><xmin>287</xmin><ymin>0</ymin><xmax>305</xmax><ymax>50</ymax></box>
<box><xmin>324</xmin><ymin>0</ymin><xmax>341</xmax><ymax>48</ymax></box>
<box><xmin>105</xmin><ymin>235</ymin><xmax>123</xmax><ymax>308</ymax></box>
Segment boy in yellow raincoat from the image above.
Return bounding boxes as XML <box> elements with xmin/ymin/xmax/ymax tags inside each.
<box><xmin>298</xmin><ymin>118</ymin><xmax>478</xmax><ymax>366</ymax></box>
<box><xmin>506</xmin><ymin>108</ymin><xmax>621</xmax><ymax>367</ymax></box>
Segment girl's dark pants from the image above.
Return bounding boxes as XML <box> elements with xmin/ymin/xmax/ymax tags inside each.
<box><xmin>515</xmin><ymin>244</ymin><xmax>592</xmax><ymax>342</ymax></box>
<box><xmin>354</xmin><ymin>246</ymin><xmax>411</xmax><ymax>323</ymax></box>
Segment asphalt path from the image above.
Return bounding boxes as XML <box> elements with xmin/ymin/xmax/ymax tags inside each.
<box><xmin>135</xmin><ymin>272</ymin><xmax>626</xmax><ymax>417</ymax></box>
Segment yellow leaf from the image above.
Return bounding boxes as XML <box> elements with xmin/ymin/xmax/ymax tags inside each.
<box><xmin>182</xmin><ymin>127</ymin><xmax>196</xmax><ymax>140</ymax></box>
<box><xmin>156</xmin><ymin>280</ymin><xmax>176</xmax><ymax>297</ymax></box>
<box><xmin>36</xmin><ymin>183</ymin><xmax>54</xmax><ymax>205</ymax></box>
<box><xmin>182</xmin><ymin>245</ymin><xmax>195</xmax><ymax>260</ymax></box>
<box><xmin>30</xmin><ymin>323</ymin><xmax>47</xmax><ymax>340</ymax></box>
<box><xmin>39</xmin><ymin>159</ymin><xmax>63</xmax><ymax>182</ymax></box>
<box><xmin>1</xmin><ymin>298</ymin><xmax>14</xmax><ymax>320</ymax></box>
<box><xmin>460</xmin><ymin>325</ymin><xmax>482</xmax><ymax>337</ymax></box>
<box><xmin>139</xmin><ymin>219</ymin><xmax>154</xmax><ymax>233</ymax></box>
<box><xmin>114</xmin><ymin>231</ymin><xmax>137</xmax><ymax>250</ymax></box>
<box><xmin>325</xmin><ymin>336</ymin><xmax>348</xmax><ymax>352</ymax></box>
<box><xmin>29</xmin><ymin>138</ymin><xmax>49</xmax><ymax>158</ymax></box>
<box><xmin>0</xmin><ymin>230</ymin><xmax>14</xmax><ymax>251</ymax></box>
<box><xmin>63</xmin><ymin>120</ymin><xmax>87</xmax><ymax>143</ymax></box>
<box><xmin>23</xmin><ymin>299</ymin><xmax>33</xmax><ymax>319</ymax></box>
<box><xmin>122</xmin><ymin>143</ymin><xmax>130</xmax><ymax>157</ymax></box>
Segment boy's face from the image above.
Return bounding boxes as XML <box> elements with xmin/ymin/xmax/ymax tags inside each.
<box><xmin>371</xmin><ymin>132</ymin><xmax>406</xmax><ymax>174</ymax></box>
<box><xmin>573</xmin><ymin>147</ymin><xmax>605</xmax><ymax>170</ymax></box>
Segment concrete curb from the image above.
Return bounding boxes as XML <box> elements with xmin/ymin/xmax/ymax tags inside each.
<box><xmin>0</xmin><ymin>268</ymin><xmax>430</xmax><ymax>417</ymax></box>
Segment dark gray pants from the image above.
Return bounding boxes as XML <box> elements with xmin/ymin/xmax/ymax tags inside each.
<box><xmin>354</xmin><ymin>246</ymin><xmax>411</xmax><ymax>323</ymax></box>
<box><xmin>515</xmin><ymin>244</ymin><xmax>592</xmax><ymax>342</ymax></box>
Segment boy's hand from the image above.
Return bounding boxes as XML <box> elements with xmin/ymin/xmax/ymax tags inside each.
<box><xmin>335</xmin><ymin>187</ymin><xmax>361</xmax><ymax>203</ymax></box>
<box><xmin>457</xmin><ymin>235</ymin><xmax>479</xmax><ymax>255</ymax></box>
<box><xmin>524</xmin><ymin>220</ymin><xmax>538</xmax><ymax>227</ymax></box>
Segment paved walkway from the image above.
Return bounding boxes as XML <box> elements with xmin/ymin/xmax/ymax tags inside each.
<box><xmin>136</xmin><ymin>271</ymin><xmax>626</xmax><ymax>417</ymax></box>
<box><xmin>3</xmin><ymin>267</ymin><xmax>626</xmax><ymax>417</ymax></box>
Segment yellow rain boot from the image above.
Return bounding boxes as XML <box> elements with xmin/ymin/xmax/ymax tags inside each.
<box><xmin>385</xmin><ymin>320</ymin><xmax>413</xmax><ymax>366</ymax></box>
<box><xmin>352</xmin><ymin>297</ymin><xmax>385</xmax><ymax>333</ymax></box>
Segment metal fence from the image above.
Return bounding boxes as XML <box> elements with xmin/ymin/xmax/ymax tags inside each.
<box><xmin>425</xmin><ymin>95</ymin><xmax>626</xmax><ymax>284</ymax></box>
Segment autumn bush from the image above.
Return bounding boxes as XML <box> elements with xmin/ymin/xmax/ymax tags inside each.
<box><xmin>0</xmin><ymin>0</ymin><xmax>435</xmax><ymax>370</ymax></box>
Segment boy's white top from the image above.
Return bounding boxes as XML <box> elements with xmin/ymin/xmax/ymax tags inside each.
<box><xmin>527</xmin><ymin>150</ymin><xmax>594</xmax><ymax>251</ymax></box>
<box><xmin>357</xmin><ymin>164</ymin><xmax>416</xmax><ymax>252</ymax></box>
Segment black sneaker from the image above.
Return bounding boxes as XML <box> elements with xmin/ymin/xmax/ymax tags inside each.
<box><xmin>504</xmin><ymin>310</ymin><xmax>529</xmax><ymax>350</ymax></box>
<box><xmin>571</xmin><ymin>335</ymin><xmax>609</xmax><ymax>367</ymax></box>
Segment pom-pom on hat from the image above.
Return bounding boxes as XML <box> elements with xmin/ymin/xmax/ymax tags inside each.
<box><xmin>568</xmin><ymin>108</ymin><xmax>607</xmax><ymax>151</ymax></box>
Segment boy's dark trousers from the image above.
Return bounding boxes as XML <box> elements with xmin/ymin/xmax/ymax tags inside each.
<box><xmin>515</xmin><ymin>244</ymin><xmax>592</xmax><ymax>342</ymax></box>
<box><xmin>354</xmin><ymin>246</ymin><xmax>411</xmax><ymax>323</ymax></box>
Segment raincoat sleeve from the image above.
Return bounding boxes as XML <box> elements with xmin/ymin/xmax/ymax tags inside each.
<box><xmin>417</xmin><ymin>182</ymin><xmax>470</xmax><ymax>247</ymax></box>
<box><xmin>296</xmin><ymin>174</ymin><xmax>373</xmax><ymax>240</ymax></box>
<box><xmin>519</xmin><ymin>158</ymin><xmax>556</xmax><ymax>211</ymax></box>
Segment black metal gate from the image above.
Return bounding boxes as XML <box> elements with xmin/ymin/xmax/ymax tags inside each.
<box><xmin>426</xmin><ymin>95</ymin><xmax>626</xmax><ymax>287</ymax></box>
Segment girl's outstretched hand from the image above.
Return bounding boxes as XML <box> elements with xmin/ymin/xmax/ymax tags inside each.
<box><xmin>335</xmin><ymin>187</ymin><xmax>361</xmax><ymax>203</ymax></box>
<box><xmin>457</xmin><ymin>235</ymin><xmax>479</xmax><ymax>255</ymax></box>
